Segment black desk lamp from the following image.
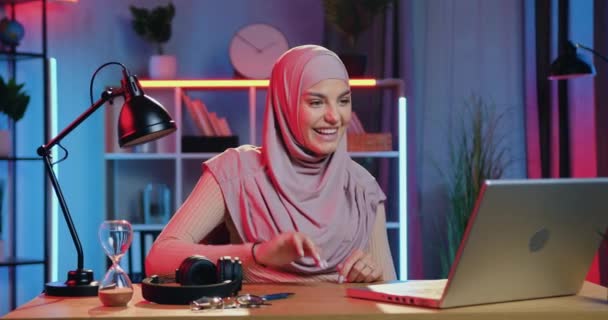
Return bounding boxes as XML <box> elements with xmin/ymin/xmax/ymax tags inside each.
<box><xmin>548</xmin><ymin>41</ymin><xmax>607</xmax><ymax>80</ymax></box>
<box><xmin>37</xmin><ymin>62</ymin><xmax>177</xmax><ymax>296</ymax></box>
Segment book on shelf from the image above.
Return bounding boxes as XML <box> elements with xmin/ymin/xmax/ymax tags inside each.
<box><xmin>217</xmin><ymin>117</ymin><xmax>233</xmax><ymax>136</ymax></box>
<box><xmin>346</xmin><ymin>112</ymin><xmax>392</xmax><ymax>152</ymax></box>
<box><xmin>191</xmin><ymin>99</ymin><xmax>217</xmax><ymax>136</ymax></box>
<box><xmin>182</xmin><ymin>92</ymin><xmax>234</xmax><ymax>137</ymax></box>
<box><xmin>182</xmin><ymin>92</ymin><xmax>211</xmax><ymax>135</ymax></box>
<box><xmin>207</xmin><ymin>112</ymin><xmax>223</xmax><ymax>136</ymax></box>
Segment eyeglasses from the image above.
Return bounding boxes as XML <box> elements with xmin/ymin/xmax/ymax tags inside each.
<box><xmin>190</xmin><ymin>294</ymin><xmax>270</xmax><ymax>311</ymax></box>
<box><xmin>190</xmin><ymin>292</ymin><xmax>294</xmax><ymax>311</ymax></box>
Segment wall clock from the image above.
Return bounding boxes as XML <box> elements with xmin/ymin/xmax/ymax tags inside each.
<box><xmin>229</xmin><ymin>23</ymin><xmax>289</xmax><ymax>79</ymax></box>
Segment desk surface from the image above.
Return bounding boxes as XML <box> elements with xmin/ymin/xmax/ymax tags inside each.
<box><xmin>3</xmin><ymin>281</ymin><xmax>607</xmax><ymax>320</ymax></box>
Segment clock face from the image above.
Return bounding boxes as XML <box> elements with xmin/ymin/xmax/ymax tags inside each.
<box><xmin>229</xmin><ymin>24</ymin><xmax>289</xmax><ymax>79</ymax></box>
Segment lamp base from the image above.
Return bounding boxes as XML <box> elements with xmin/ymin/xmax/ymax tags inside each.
<box><xmin>45</xmin><ymin>269</ymin><xmax>99</xmax><ymax>296</ymax></box>
<box><xmin>45</xmin><ymin>281</ymin><xmax>99</xmax><ymax>296</ymax></box>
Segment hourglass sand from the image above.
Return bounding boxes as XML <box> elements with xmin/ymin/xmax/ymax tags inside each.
<box><xmin>98</xmin><ymin>220</ymin><xmax>134</xmax><ymax>307</ymax></box>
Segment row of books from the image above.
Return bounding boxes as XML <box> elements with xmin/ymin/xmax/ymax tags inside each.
<box><xmin>182</xmin><ymin>92</ymin><xmax>233</xmax><ymax>136</ymax></box>
<box><xmin>182</xmin><ymin>92</ymin><xmax>368</xmax><ymax>137</ymax></box>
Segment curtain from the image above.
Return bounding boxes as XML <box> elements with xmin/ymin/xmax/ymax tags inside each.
<box><xmin>525</xmin><ymin>0</ymin><xmax>606</xmax><ymax>286</ymax></box>
<box><xmin>593</xmin><ymin>0</ymin><xmax>608</xmax><ymax>286</ymax></box>
<box><xmin>400</xmin><ymin>0</ymin><xmax>528</xmax><ymax>279</ymax></box>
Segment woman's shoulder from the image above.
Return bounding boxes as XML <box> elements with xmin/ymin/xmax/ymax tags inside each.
<box><xmin>204</xmin><ymin>145</ymin><xmax>264</xmax><ymax>182</ymax></box>
<box><xmin>348</xmin><ymin>160</ymin><xmax>379</xmax><ymax>185</ymax></box>
<box><xmin>347</xmin><ymin>160</ymin><xmax>387</xmax><ymax>200</ymax></box>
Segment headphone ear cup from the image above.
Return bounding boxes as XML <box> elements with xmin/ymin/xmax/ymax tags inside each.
<box><xmin>175</xmin><ymin>255</ymin><xmax>217</xmax><ymax>286</ymax></box>
<box><xmin>217</xmin><ymin>257</ymin><xmax>230</xmax><ymax>282</ymax></box>
<box><xmin>232</xmin><ymin>258</ymin><xmax>243</xmax><ymax>291</ymax></box>
<box><xmin>217</xmin><ymin>256</ymin><xmax>243</xmax><ymax>291</ymax></box>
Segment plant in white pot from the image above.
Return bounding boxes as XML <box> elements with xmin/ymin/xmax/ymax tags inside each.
<box><xmin>322</xmin><ymin>0</ymin><xmax>394</xmax><ymax>76</ymax></box>
<box><xmin>0</xmin><ymin>75</ymin><xmax>30</xmax><ymax>157</ymax></box>
<box><xmin>130</xmin><ymin>2</ymin><xmax>176</xmax><ymax>79</ymax></box>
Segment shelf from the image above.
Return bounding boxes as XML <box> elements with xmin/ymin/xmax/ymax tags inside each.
<box><xmin>106</xmin><ymin>79</ymin><xmax>406</xmax><ymax>280</ymax></box>
<box><xmin>0</xmin><ymin>257</ymin><xmax>46</xmax><ymax>267</ymax></box>
<box><xmin>385</xmin><ymin>222</ymin><xmax>400</xmax><ymax>229</ymax></box>
<box><xmin>1</xmin><ymin>0</ymin><xmax>50</xmax><ymax>311</ymax></box>
<box><xmin>179</xmin><ymin>152</ymin><xmax>226</xmax><ymax>159</ymax></box>
<box><xmin>139</xmin><ymin>79</ymin><xmax>379</xmax><ymax>88</ymax></box>
<box><xmin>0</xmin><ymin>51</ymin><xmax>45</xmax><ymax>60</ymax></box>
<box><xmin>132</xmin><ymin>224</ymin><xmax>165</xmax><ymax>231</ymax></box>
<box><xmin>105</xmin><ymin>153</ymin><xmax>177</xmax><ymax>160</ymax></box>
<box><xmin>0</xmin><ymin>156</ymin><xmax>43</xmax><ymax>161</ymax></box>
<box><xmin>350</xmin><ymin>151</ymin><xmax>399</xmax><ymax>158</ymax></box>
<box><xmin>105</xmin><ymin>151</ymin><xmax>399</xmax><ymax>160</ymax></box>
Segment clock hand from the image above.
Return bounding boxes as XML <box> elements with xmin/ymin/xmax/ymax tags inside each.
<box><xmin>259</xmin><ymin>41</ymin><xmax>277</xmax><ymax>52</ymax></box>
<box><xmin>236</xmin><ymin>33</ymin><xmax>262</xmax><ymax>53</ymax></box>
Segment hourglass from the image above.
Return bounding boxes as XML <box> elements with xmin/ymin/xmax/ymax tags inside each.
<box><xmin>98</xmin><ymin>220</ymin><xmax>134</xmax><ymax>307</ymax></box>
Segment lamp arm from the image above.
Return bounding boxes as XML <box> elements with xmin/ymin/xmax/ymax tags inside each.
<box><xmin>576</xmin><ymin>43</ymin><xmax>608</xmax><ymax>64</ymax></box>
<box><xmin>37</xmin><ymin>88</ymin><xmax>125</xmax><ymax>270</ymax></box>
<box><xmin>40</xmin><ymin>88</ymin><xmax>125</xmax><ymax>152</ymax></box>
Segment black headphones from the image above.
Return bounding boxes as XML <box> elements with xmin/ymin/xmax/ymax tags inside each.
<box><xmin>141</xmin><ymin>255</ymin><xmax>243</xmax><ymax>305</ymax></box>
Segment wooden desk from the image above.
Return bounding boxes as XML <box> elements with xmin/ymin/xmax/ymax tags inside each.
<box><xmin>3</xmin><ymin>281</ymin><xmax>607</xmax><ymax>320</ymax></box>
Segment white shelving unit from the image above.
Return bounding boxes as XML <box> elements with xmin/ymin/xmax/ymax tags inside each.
<box><xmin>104</xmin><ymin>78</ymin><xmax>407</xmax><ymax>279</ymax></box>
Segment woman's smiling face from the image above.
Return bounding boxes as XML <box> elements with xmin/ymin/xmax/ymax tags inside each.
<box><xmin>298</xmin><ymin>78</ymin><xmax>351</xmax><ymax>156</ymax></box>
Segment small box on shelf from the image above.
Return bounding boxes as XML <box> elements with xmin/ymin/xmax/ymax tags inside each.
<box><xmin>347</xmin><ymin>133</ymin><xmax>392</xmax><ymax>152</ymax></box>
<box><xmin>181</xmin><ymin>135</ymin><xmax>239</xmax><ymax>153</ymax></box>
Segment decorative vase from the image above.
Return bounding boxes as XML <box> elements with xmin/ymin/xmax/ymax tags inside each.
<box><xmin>148</xmin><ymin>55</ymin><xmax>177</xmax><ymax>79</ymax></box>
<box><xmin>0</xmin><ymin>17</ymin><xmax>25</xmax><ymax>47</ymax></box>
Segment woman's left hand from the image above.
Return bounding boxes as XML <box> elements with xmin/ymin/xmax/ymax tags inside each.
<box><xmin>336</xmin><ymin>249</ymin><xmax>382</xmax><ymax>283</ymax></box>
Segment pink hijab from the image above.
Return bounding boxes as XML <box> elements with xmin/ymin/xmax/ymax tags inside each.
<box><xmin>205</xmin><ymin>45</ymin><xmax>386</xmax><ymax>274</ymax></box>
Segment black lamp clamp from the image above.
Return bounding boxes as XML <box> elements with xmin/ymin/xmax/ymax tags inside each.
<box><xmin>38</xmin><ymin>63</ymin><xmax>176</xmax><ymax>297</ymax></box>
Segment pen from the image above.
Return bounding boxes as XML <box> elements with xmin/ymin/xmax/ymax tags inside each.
<box><xmin>261</xmin><ymin>292</ymin><xmax>295</xmax><ymax>301</ymax></box>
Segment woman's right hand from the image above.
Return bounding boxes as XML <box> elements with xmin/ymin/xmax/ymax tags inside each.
<box><xmin>253</xmin><ymin>232</ymin><xmax>325</xmax><ymax>268</ymax></box>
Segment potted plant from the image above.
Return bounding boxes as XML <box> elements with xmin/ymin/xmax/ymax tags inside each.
<box><xmin>129</xmin><ymin>2</ymin><xmax>176</xmax><ymax>79</ymax></box>
<box><xmin>322</xmin><ymin>0</ymin><xmax>394</xmax><ymax>76</ymax></box>
<box><xmin>435</xmin><ymin>94</ymin><xmax>512</xmax><ymax>277</ymax></box>
<box><xmin>0</xmin><ymin>75</ymin><xmax>30</xmax><ymax>157</ymax></box>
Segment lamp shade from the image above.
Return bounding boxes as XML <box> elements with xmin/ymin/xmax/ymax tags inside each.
<box><xmin>118</xmin><ymin>94</ymin><xmax>176</xmax><ymax>147</ymax></box>
<box><xmin>548</xmin><ymin>42</ymin><xmax>596</xmax><ymax>80</ymax></box>
<box><xmin>117</xmin><ymin>72</ymin><xmax>176</xmax><ymax>148</ymax></box>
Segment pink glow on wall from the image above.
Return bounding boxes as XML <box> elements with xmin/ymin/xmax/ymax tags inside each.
<box><xmin>568</xmin><ymin>80</ymin><xmax>597</xmax><ymax>177</ymax></box>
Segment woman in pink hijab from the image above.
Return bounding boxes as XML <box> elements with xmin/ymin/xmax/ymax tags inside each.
<box><xmin>146</xmin><ymin>45</ymin><xmax>396</xmax><ymax>283</ymax></box>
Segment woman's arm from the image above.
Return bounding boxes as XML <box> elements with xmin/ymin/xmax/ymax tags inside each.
<box><xmin>145</xmin><ymin>170</ymin><xmax>255</xmax><ymax>277</ymax></box>
<box><xmin>337</xmin><ymin>203</ymin><xmax>397</xmax><ymax>282</ymax></box>
<box><xmin>368</xmin><ymin>203</ymin><xmax>397</xmax><ymax>281</ymax></box>
<box><xmin>144</xmin><ymin>170</ymin><xmax>324</xmax><ymax>279</ymax></box>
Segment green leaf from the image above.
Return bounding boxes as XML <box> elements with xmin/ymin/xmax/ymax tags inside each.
<box><xmin>323</xmin><ymin>0</ymin><xmax>394</xmax><ymax>48</ymax></box>
<box><xmin>434</xmin><ymin>93</ymin><xmax>512</xmax><ymax>277</ymax></box>
<box><xmin>0</xmin><ymin>75</ymin><xmax>30</xmax><ymax>122</ymax></box>
<box><xmin>129</xmin><ymin>2</ymin><xmax>174</xmax><ymax>54</ymax></box>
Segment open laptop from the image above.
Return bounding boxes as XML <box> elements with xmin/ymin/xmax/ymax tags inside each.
<box><xmin>347</xmin><ymin>178</ymin><xmax>608</xmax><ymax>308</ymax></box>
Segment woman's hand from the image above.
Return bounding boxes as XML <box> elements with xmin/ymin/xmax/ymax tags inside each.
<box><xmin>253</xmin><ymin>232</ymin><xmax>325</xmax><ymax>268</ymax></box>
<box><xmin>337</xmin><ymin>249</ymin><xmax>382</xmax><ymax>283</ymax></box>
